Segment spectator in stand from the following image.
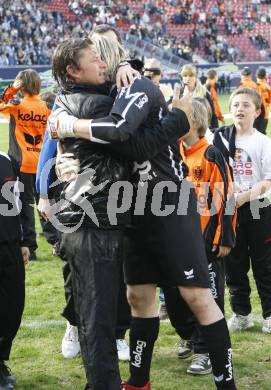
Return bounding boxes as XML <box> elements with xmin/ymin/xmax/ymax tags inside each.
<box><xmin>180</xmin><ymin>64</ymin><xmax>218</xmax><ymax>129</ymax></box>
<box><xmin>0</xmin><ymin>70</ymin><xmax>51</xmax><ymax>260</ymax></box>
<box><xmin>205</xmin><ymin>69</ymin><xmax>224</xmax><ymax>126</ymax></box>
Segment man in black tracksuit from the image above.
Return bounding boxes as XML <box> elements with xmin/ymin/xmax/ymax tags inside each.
<box><xmin>53</xmin><ymin>47</ymin><xmax>237</xmax><ymax>390</ymax></box>
<box><xmin>0</xmin><ymin>152</ymin><xmax>29</xmax><ymax>390</ymax></box>
<box><xmin>48</xmin><ymin>38</ymin><xmax>191</xmax><ymax>390</ymax></box>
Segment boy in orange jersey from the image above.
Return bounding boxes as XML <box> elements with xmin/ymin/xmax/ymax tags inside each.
<box><xmin>256</xmin><ymin>67</ymin><xmax>271</xmax><ymax>134</ymax></box>
<box><xmin>206</xmin><ymin>69</ymin><xmax>224</xmax><ymax>127</ymax></box>
<box><xmin>0</xmin><ymin>70</ymin><xmax>51</xmax><ymax>259</ymax></box>
<box><xmin>239</xmin><ymin>67</ymin><xmax>266</xmax><ymax>133</ymax></box>
<box><xmin>163</xmin><ymin>97</ymin><xmax>236</xmax><ymax>377</ymax></box>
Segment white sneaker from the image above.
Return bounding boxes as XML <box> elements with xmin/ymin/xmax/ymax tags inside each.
<box><xmin>262</xmin><ymin>316</ymin><xmax>271</xmax><ymax>333</ymax></box>
<box><xmin>61</xmin><ymin>322</ymin><xmax>80</xmax><ymax>358</ymax></box>
<box><xmin>227</xmin><ymin>313</ymin><xmax>254</xmax><ymax>332</ymax></box>
<box><xmin>116</xmin><ymin>339</ymin><xmax>130</xmax><ymax>361</ymax></box>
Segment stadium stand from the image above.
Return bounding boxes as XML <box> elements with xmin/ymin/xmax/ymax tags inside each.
<box><xmin>0</xmin><ymin>0</ymin><xmax>270</xmax><ymax>65</ymax></box>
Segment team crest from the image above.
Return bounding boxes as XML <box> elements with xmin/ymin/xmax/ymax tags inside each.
<box><xmin>193</xmin><ymin>166</ymin><xmax>203</xmax><ymax>180</ymax></box>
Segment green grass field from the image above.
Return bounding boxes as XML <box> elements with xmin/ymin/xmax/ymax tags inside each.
<box><xmin>0</xmin><ymin>95</ymin><xmax>271</xmax><ymax>389</ymax></box>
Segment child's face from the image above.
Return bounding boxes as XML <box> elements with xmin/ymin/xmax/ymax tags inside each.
<box><xmin>230</xmin><ymin>94</ymin><xmax>260</xmax><ymax>128</ymax></box>
<box><xmin>182</xmin><ymin>73</ymin><xmax>197</xmax><ymax>91</ymax></box>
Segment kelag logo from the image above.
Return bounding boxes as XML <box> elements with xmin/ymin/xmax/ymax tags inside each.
<box><xmin>18</xmin><ymin>110</ymin><xmax>47</xmax><ymax>125</ymax></box>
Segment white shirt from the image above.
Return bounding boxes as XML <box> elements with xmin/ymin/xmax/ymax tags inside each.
<box><xmin>233</xmin><ymin>130</ymin><xmax>271</xmax><ymax>194</ymax></box>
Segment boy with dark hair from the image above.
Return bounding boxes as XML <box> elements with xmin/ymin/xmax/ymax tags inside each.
<box><xmin>206</xmin><ymin>69</ymin><xmax>224</xmax><ymax>127</ymax></box>
<box><xmin>214</xmin><ymin>88</ymin><xmax>271</xmax><ymax>333</ymax></box>
<box><xmin>256</xmin><ymin>67</ymin><xmax>271</xmax><ymax>134</ymax></box>
<box><xmin>0</xmin><ymin>152</ymin><xmax>30</xmax><ymax>390</ymax></box>
<box><xmin>239</xmin><ymin>67</ymin><xmax>266</xmax><ymax>133</ymax></box>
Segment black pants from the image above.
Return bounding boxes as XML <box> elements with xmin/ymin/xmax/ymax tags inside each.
<box><xmin>226</xmin><ymin>202</ymin><xmax>271</xmax><ymax>319</ymax></box>
<box><xmin>20</xmin><ymin>172</ymin><xmax>59</xmax><ymax>252</ymax></box>
<box><xmin>61</xmin><ymin>227</ymin><xmax>125</xmax><ymax>390</ymax></box>
<box><xmin>61</xmin><ymin>257</ymin><xmax>131</xmax><ymax>337</ymax></box>
<box><xmin>0</xmin><ymin>241</ymin><xmax>25</xmax><ymax>360</ymax></box>
<box><xmin>163</xmin><ymin>256</ymin><xmax>225</xmax><ymax>353</ymax></box>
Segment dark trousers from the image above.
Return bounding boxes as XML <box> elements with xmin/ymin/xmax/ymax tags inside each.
<box><xmin>61</xmin><ymin>227</ymin><xmax>125</xmax><ymax>390</ymax></box>
<box><xmin>226</xmin><ymin>202</ymin><xmax>271</xmax><ymax>319</ymax></box>
<box><xmin>0</xmin><ymin>241</ymin><xmax>25</xmax><ymax>360</ymax></box>
<box><xmin>20</xmin><ymin>172</ymin><xmax>59</xmax><ymax>251</ymax></box>
<box><xmin>163</xmin><ymin>256</ymin><xmax>225</xmax><ymax>353</ymax></box>
<box><xmin>60</xmin><ymin>253</ymin><xmax>131</xmax><ymax>336</ymax></box>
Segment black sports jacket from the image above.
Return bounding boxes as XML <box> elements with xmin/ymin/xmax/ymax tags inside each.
<box><xmin>55</xmin><ymin>79</ymin><xmax>190</xmax><ymax>228</ymax></box>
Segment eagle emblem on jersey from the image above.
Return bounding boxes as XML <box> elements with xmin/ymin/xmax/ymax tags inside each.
<box><xmin>193</xmin><ymin>166</ymin><xmax>203</xmax><ymax>180</ymax></box>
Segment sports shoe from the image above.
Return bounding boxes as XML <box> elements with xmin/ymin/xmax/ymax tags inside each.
<box><xmin>262</xmin><ymin>316</ymin><xmax>271</xmax><ymax>333</ymax></box>
<box><xmin>0</xmin><ymin>362</ymin><xmax>16</xmax><ymax>384</ymax></box>
<box><xmin>116</xmin><ymin>339</ymin><xmax>130</xmax><ymax>361</ymax></box>
<box><xmin>177</xmin><ymin>339</ymin><xmax>193</xmax><ymax>359</ymax></box>
<box><xmin>159</xmin><ymin>303</ymin><xmax>169</xmax><ymax>321</ymax></box>
<box><xmin>122</xmin><ymin>383</ymin><xmax>151</xmax><ymax>390</ymax></box>
<box><xmin>61</xmin><ymin>322</ymin><xmax>80</xmax><ymax>358</ymax></box>
<box><xmin>187</xmin><ymin>353</ymin><xmax>212</xmax><ymax>375</ymax></box>
<box><xmin>227</xmin><ymin>313</ymin><xmax>254</xmax><ymax>332</ymax></box>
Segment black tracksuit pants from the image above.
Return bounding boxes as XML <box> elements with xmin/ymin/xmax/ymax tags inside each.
<box><xmin>0</xmin><ymin>241</ymin><xmax>25</xmax><ymax>361</ymax></box>
<box><xmin>60</xmin><ymin>252</ymin><xmax>130</xmax><ymax>338</ymax></box>
<box><xmin>163</xmin><ymin>254</ymin><xmax>225</xmax><ymax>353</ymax></box>
<box><xmin>61</xmin><ymin>227</ymin><xmax>127</xmax><ymax>390</ymax></box>
<box><xmin>20</xmin><ymin>172</ymin><xmax>59</xmax><ymax>252</ymax></box>
<box><xmin>226</xmin><ymin>201</ymin><xmax>271</xmax><ymax>319</ymax></box>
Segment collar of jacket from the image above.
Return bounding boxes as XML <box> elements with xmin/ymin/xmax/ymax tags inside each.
<box><xmin>217</xmin><ymin>123</ymin><xmax>236</xmax><ymax>161</ymax></box>
<box><xmin>64</xmin><ymin>81</ymin><xmax>113</xmax><ymax>95</ymax></box>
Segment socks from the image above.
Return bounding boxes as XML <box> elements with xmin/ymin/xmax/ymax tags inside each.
<box><xmin>201</xmin><ymin>318</ymin><xmax>236</xmax><ymax>390</ymax></box>
<box><xmin>128</xmin><ymin>316</ymin><xmax>159</xmax><ymax>387</ymax></box>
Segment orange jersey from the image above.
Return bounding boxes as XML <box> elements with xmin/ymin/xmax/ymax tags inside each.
<box><xmin>257</xmin><ymin>79</ymin><xmax>271</xmax><ymax>119</ymax></box>
<box><xmin>209</xmin><ymin>85</ymin><xmax>224</xmax><ymax>121</ymax></box>
<box><xmin>180</xmin><ymin>137</ymin><xmax>236</xmax><ymax>249</ymax></box>
<box><xmin>0</xmin><ymin>85</ymin><xmax>51</xmax><ymax>173</ymax></box>
<box><xmin>239</xmin><ymin>79</ymin><xmax>258</xmax><ymax>90</ymax></box>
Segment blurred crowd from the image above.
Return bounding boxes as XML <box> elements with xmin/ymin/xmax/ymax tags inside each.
<box><xmin>0</xmin><ymin>0</ymin><xmax>270</xmax><ymax>66</ymax></box>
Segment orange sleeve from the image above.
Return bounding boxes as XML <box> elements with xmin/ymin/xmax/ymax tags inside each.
<box><xmin>211</xmin><ymin>88</ymin><xmax>224</xmax><ymax>121</ymax></box>
<box><xmin>0</xmin><ymin>85</ymin><xmax>19</xmax><ymax>117</ymax></box>
<box><xmin>1</xmin><ymin>85</ymin><xmax>18</xmax><ymax>103</ymax></box>
<box><xmin>0</xmin><ymin>102</ymin><xmax>17</xmax><ymax>117</ymax></box>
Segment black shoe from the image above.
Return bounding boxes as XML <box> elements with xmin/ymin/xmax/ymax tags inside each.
<box><xmin>0</xmin><ymin>362</ymin><xmax>15</xmax><ymax>384</ymax></box>
<box><xmin>29</xmin><ymin>251</ymin><xmax>37</xmax><ymax>261</ymax></box>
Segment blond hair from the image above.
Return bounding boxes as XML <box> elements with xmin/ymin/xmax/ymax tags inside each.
<box><xmin>191</xmin><ymin>98</ymin><xmax>209</xmax><ymax>137</ymax></box>
<box><xmin>229</xmin><ymin>88</ymin><xmax>261</xmax><ymax>110</ymax></box>
<box><xmin>194</xmin><ymin>97</ymin><xmax>212</xmax><ymax>125</ymax></box>
<box><xmin>180</xmin><ymin>64</ymin><xmax>207</xmax><ymax>98</ymax></box>
<box><xmin>91</xmin><ymin>35</ymin><xmax>127</xmax><ymax>82</ymax></box>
